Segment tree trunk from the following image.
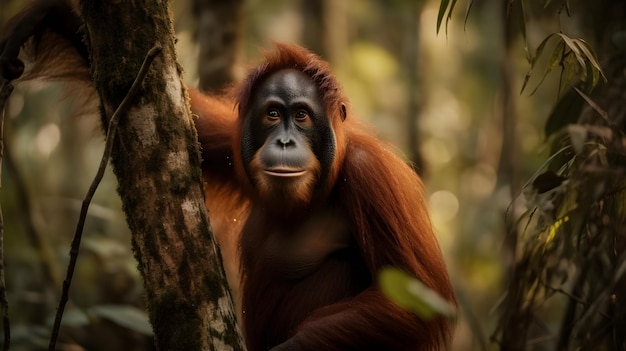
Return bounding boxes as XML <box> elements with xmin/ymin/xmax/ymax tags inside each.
<box><xmin>498</xmin><ymin>1</ymin><xmax>524</xmax><ymax>350</ymax></box>
<box><xmin>404</xmin><ymin>2</ymin><xmax>425</xmax><ymax>175</ymax></box>
<box><xmin>78</xmin><ymin>1</ymin><xmax>244</xmax><ymax>350</ymax></box>
<box><xmin>300</xmin><ymin>0</ymin><xmax>325</xmax><ymax>58</ymax></box>
<box><xmin>192</xmin><ymin>0</ymin><xmax>244</xmax><ymax>93</ymax></box>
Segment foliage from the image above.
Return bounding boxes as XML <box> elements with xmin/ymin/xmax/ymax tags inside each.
<box><xmin>440</xmin><ymin>0</ymin><xmax>626</xmax><ymax>349</ymax></box>
<box><xmin>379</xmin><ymin>268</ymin><xmax>456</xmax><ymax>319</ymax></box>
<box><xmin>521</xmin><ymin>33</ymin><xmax>606</xmax><ymax>95</ymax></box>
<box><xmin>488</xmin><ymin>1</ymin><xmax>624</xmax><ymax>350</ymax></box>
<box><xmin>437</xmin><ymin>0</ymin><xmax>474</xmax><ymax>34</ymax></box>
<box><xmin>499</xmin><ymin>106</ymin><xmax>626</xmax><ymax>350</ymax></box>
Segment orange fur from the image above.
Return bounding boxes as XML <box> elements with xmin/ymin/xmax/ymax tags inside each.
<box><xmin>2</xmin><ymin>4</ymin><xmax>455</xmax><ymax>347</ymax></box>
<box><xmin>248</xmin><ymin>148</ymin><xmax>321</xmax><ymax>208</ymax></box>
<box><xmin>195</xmin><ymin>44</ymin><xmax>456</xmax><ymax>350</ymax></box>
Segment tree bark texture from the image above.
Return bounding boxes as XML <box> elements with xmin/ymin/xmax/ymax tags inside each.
<box><xmin>78</xmin><ymin>1</ymin><xmax>244</xmax><ymax>350</ymax></box>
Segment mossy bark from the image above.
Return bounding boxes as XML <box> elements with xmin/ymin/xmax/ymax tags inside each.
<box><xmin>78</xmin><ymin>1</ymin><xmax>244</xmax><ymax>350</ymax></box>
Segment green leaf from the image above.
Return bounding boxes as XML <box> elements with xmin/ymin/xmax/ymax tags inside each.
<box><xmin>558</xmin><ymin>34</ymin><xmax>585</xmax><ymax>69</ymax></box>
<box><xmin>89</xmin><ymin>305</ymin><xmax>154</xmax><ymax>336</ymax></box>
<box><xmin>520</xmin><ymin>0</ymin><xmax>530</xmax><ymax>62</ymax></box>
<box><xmin>583</xmin><ymin>59</ymin><xmax>599</xmax><ymax>91</ymax></box>
<box><xmin>530</xmin><ymin>38</ymin><xmax>565</xmax><ymax>95</ymax></box>
<box><xmin>545</xmin><ymin>216</ymin><xmax>569</xmax><ymax>245</ymax></box>
<box><xmin>559</xmin><ymin>52</ymin><xmax>581</xmax><ymax>94</ymax></box>
<box><xmin>574</xmin><ymin>39</ymin><xmax>607</xmax><ymax>83</ymax></box>
<box><xmin>521</xmin><ymin>33</ymin><xmax>557</xmax><ymax>94</ymax></box>
<box><xmin>379</xmin><ymin>268</ymin><xmax>455</xmax><ymax>319</ymax></box>
<box><xmin>573</xmin><ymin>86</ymin><xmax>608</xmax><ymax>121</ymax></box>
<box><xmin>46</xmin><ymin>308</ymin><xmax>90</xmax><ymax>327</ymax></box>
<box><xmin>520</xmin><ymin>70</ymin><xmax>533</xmax><ymax>94</ymax></box>
<box><xmin>544</xmin><ymin>88</ymin><xmax>584</xmax><ymax>138</ymax></box>
<box><xmin>463</xmin><ymin>0</ymin><xmax>474</xmax><ymax>31</ymax></box>
<box><xmin>532</xmin><ymin>33</ymin><xmax>558</xmax><ymax>67</ymax></box>
<box><xmin>437</xmin><ymin>0</ymin><xmax>451</xmax><ymax>34</ymax></box>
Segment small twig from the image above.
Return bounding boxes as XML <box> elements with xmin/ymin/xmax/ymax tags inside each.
<box><xmin>0</xmin><ymin>79</ymin><xmax>15</xmax><ymax>351</ymax></box>
<box><xmin>48</xmin><ymin>45</ymin><xmax>162</xmax><ymax>351</ymax></box>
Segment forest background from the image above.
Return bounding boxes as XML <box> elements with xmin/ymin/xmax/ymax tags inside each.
<box><xmin>1</xmin><ymin>0</ymin><xmax>624</xmax><ymax>350</ymax></box>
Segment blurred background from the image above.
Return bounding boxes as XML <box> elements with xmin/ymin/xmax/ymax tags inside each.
<box><xmin>2</xmin><ymin>0</ymin><xmax>624</xmax><ymax>350</ymax></box>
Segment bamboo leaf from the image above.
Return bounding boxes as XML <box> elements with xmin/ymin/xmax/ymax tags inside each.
<box><xmin>544</xmin><ymin>88</ymin><xmax>584</xmax><ymax>137</ymax></box>
<box><xmin>519</xmin><ymin>143</ymin><xmax>572</xmax><ymax>193</ymax></box>
<box><xmin>446</xmin><ymin>0</ymin><xmax>459</xmax><ymax>35</ymax></box>
<box><xmin>557</xmin><ymin>34</ymin><xmax>585</xmax><ymax>69</ymax></box>
<box><xmin>585</xmin><ymin>60</ymin><xmax>599</xmax><ymax>91</ymax></box>
<box><xmin>573</xmin><ymin>86</ymin><xmax>609</xmax><ymax>121</ymax></box>
<box><xmin>532</xmin><ymin>33</ymin><xmax>558</xmax><ymax>67</ymax></box>
<box><xmin>463</xmin><ymin>0</ymin><xmax>474</xmax><ymax>31</ymax></box>
<box><xmin>521</xmin><ymin>70</ymin><xmax>533</xmax><ymax>94</ymax></box>
<box><xmin>437</xmin><ymin>0</ymin><xmax>451</xmax><ymax>34</ymax></box>
<box><xmin>559</xmin><ymin>53</ymin><xmax>582</xmax><ymax>94</ymax></box>
<box><xmin>520</xmin><ymin>0</ymin><xmax>530</xmax><ymax>62</ymax></box>
<box><xmin>574</xmin><ymin>39</ymin><xmax>607</xmax><ymax>83</ymax></box>
<box><xmin>521</xmin><ymin>33</ymin><xmax>557</xmax><ymax>94</ymax></box>
<box><xmin>530</xmin><ymin>38</ymin><xmax>565</xmax><ymax>95</ymax></box>
<box><xmin>545</xmin><ymin>216</ymin><xmax>569</xmax><ymax>245</ymax></box>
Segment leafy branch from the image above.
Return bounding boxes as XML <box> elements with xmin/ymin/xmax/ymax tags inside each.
<box><xmin>521</xmin><ymin>33</ymin><xmax>607</xmax><ymax>95</ymax></box>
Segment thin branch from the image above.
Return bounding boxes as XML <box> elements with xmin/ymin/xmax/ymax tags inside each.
<box><xmin>0</xmin><ymin>79</ymin><xmax>14</xmax><ymax>351</ymax></box>
<box><xmin>48</xmin><ymin>45</ymin><xmax>162</xmax><ymax>351</ymax></box>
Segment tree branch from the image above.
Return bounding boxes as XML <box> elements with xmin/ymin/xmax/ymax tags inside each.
<box><xmin>48</xmin><ymin>45</ymin><xmax>162</xmax><ymax>351</ymax></box>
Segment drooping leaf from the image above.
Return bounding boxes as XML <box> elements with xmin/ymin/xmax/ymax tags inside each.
<box><xmin>582</xmin><ymin>58</ymin><xmax>599</xmax><ymax>91</ymax></box>
<box><xmin>521</xmin><ymin>70</ymin><xmax>533</xmax><ymax>94</ymax></box>
<box><xmin>559</xmin><ymin>52</ymin><xmax>582</xmax><ymax>95</ymax></box>
<box><xmin>544</xmin><ymin>88</ymin><xmax>584</xmax><ymax>137</ymax></box>
<box><xmin>524</xmin><ymin>33</ymin><xmax>607</xmax><ymax>95</ymax></box>
<box><xmin>437</xmin><ymin>0</ymin><xmax>451</xmax><ymax>34</ymax></box>
<box><xmin>520</xmin><ymin>0</ymin><xmax>530</xmax><ymax>62</ymax></box>
<box><xmin>463</xmin><ymin>0</ymin><xmax>474</xmax><ymax>31</ymax></box>
<box><xmin>530</xmin><ymin>38</ymin><xmax>565</xmax><ymax>95</ymax></box>
<box><xmin>558</xmin><ymin>34</ymin><xmax>585</xmax><ymax>69</ymax></box>
<box><xmin>573</xmin><ymin>86</ymin><xmax>608</xmax><ymax>121</ymax></box>
<box><xmin>574</xmin><ymin>39</ymin><xmax>607</xmax><ymax>83</ymax></box>
<box><xmin>521</xmin><ymin>33</ymin><xmax>557</xmax><ymax>93</ymax></box>
<box><xmin>545</xmin><ymin>216</ymin><xmax>569</xmax><ymax>245</ymax></box>
<box><xmin>379</xmin><ymin>268</ymin><xmax>455</xmax><ymax>319</ymax></box>
<box><xmin>532</xmin><ymin>33</ymin><xmax>559</xmax><ymax>67</ymax></box>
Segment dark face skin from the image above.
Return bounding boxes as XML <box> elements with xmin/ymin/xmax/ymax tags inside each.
<box><xmin>241</xmin><ymin>69</ymin><xmax>336</xmax><ymax>205</ymax></box>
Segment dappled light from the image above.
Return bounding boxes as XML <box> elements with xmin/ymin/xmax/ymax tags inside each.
<box><xmin>429</xmin><ymin>190</ymin><xmax>459</xmax><ymax>223</ymax></box>
<box><xmin>34</xmin><ymin>123</ymin><xmax>61</xmax><ymax>160</ymax></box>
<box><xmin>1</xmin><ymin>0</ymin><xmax>624</xmax><ymax>350</ymax></box>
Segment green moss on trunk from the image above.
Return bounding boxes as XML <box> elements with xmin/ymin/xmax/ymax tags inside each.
<box><xmin>77</xmin><ymin>1</ymin><xmax>244</xmax><ymax>350</ymax></box>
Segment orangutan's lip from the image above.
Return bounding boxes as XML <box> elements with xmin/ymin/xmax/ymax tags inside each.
<box><xmin>264</xmin><ymin>167</ymin><xmax>307</xmax><ymax>178</ymax></box>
